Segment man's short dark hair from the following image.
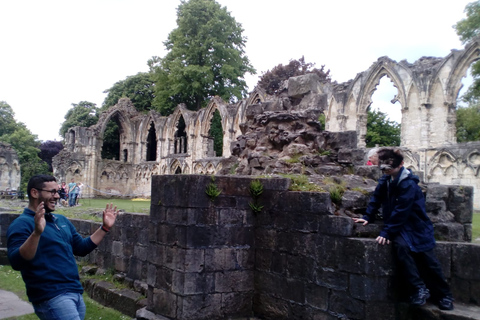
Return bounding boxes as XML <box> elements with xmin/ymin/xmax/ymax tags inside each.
<box><xmin>377</xmin><ymin>148</ymin><xmax>404</xmax><ymax>169</ymax></box>
<box><xmin>27</xmin><ymin>175</ymin><xmax>57</xmax><ymax>199</ymax></box>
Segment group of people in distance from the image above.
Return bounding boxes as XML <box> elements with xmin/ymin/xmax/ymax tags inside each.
<box><xmin>57</xmin><ymin>178</ymin><xmax>83</xmax><ymax>207</ymax></box>
<box><xmin>6</xmin><ymin>147</ymin><xmax>454</xmax><ymax>320</ymax></box>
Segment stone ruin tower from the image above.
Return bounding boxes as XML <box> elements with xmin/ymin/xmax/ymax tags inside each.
<box><xmin>0</xmin><ymin>142</ymin><xmax>21</xmax><ymax>192</ymax></box>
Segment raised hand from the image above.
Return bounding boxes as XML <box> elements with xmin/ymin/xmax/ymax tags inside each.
<box><xmin>34</xmin><ymin>202</ymin><xmax>46</xmax><ymax>235</ymax></box>
<box><xmin>102</xmin><ymin>203</ymin><xmax>119</xmax><ymax>229</ymax></box>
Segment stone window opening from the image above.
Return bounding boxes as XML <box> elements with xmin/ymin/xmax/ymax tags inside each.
<box><xmin>146</xmin><ymin>122</ymin><xmax>157</xmax><ymax>161</ymax></box>
<box><xmin>101</xmin><ymin>116</ymin><xmax>121</xmax><ymax>160</ymax></box>
<box><xmin>365</xmin><ymin>75</ymin><xmax>402</xmax><ymax>148</ymax></box>
<box><xmin>123</xmin><ymin>149</ymin><xmax>128</xmax><ymax>162</ymax></box>
<box><xmin>175</xmin><ymin>166</ymin><xmax>182</xmax><ymax>174</ymax></box>
<box><xmin>174</xmin><ymin>116</ymin><xmax>187</xmax><ymax>154</ymax></box>
<box><xmin>207</xmin><ymin>109</ymin><xmax>223</xmax><ymax>157</ymax></box>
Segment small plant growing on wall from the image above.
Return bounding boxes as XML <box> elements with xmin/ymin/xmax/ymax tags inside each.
<box><xmin>249</xmin><ymin>179</ymin><xmax>264</xmax><ymax>214</ymax></box>
<box><xmin>205</xmin><ymin>176</ymin><xmax>221</xmax><ymax>201</ymax></box>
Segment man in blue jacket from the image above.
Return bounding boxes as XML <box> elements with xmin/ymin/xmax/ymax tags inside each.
<box><xmin>353</xmin><ymin>148</ymin><xmax>454</xmax><ymax>310</ymax></box>
<box><xmin>7</xmin><ymin>174</ymin><xmax>119</xmax><ymax>320</ymax></box>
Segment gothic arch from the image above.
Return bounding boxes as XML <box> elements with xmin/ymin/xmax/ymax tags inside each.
<box><xmin>246</xmin><ymin>87</ymin><xmax>268</xmax><ymax>105</ymax></box>
<box><xmin>445</xmin><ymin>37</ymin><xmax>480</xmax><ymax>102</ymax></box>
<box><xmin>356</xmin><ymin>59</ymin><xmax>407</xmax><ymax>115</ymax></box>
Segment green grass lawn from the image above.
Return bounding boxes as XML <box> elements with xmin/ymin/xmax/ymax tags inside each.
<box><xmin>473</xmin><ymin>211</ymin><xmax>480</xmax><ymax>242</ymax></box>
<box><xmin>0</xmin><ymin>265</ymin><xmax>130</xmax><ymax>320</ymax></box>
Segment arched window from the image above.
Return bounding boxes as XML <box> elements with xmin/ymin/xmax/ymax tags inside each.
<box><xmin>174</xmin><ymin>116</ymin><xmax>187</xmax><ymax>154</ymax></box>
<box><xmin>146</xmin><ymin>122</ymin><xmax>157</xmax><ymax>161</ymax></box>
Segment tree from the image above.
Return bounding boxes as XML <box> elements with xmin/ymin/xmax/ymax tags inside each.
<box><xmin>258</xmin><ymin>57</ymin><xmax>331</xmax><ymax>95</ymax></box>
<box><xmin>39</xmin><ymin>140</ymin><xmax>64</xmax><ymax>172</ymax></box>
<box><xmin>365</xmin><ymin>108</ymin><xmax>401</xmax><ymax>148</ymax></box>
<box><xmin>455</xmin><ymin>1</ymin><xmax>480</xmax><ymax>105</ymax></box>
<box><xmin>151</xmin><ymin>0</ymin><xmax>256</xmax><ymax>115</ymax></box>
<box><xmin>456</xmin><ymin>104</ymin><xmax>480</xmax><ymax>142</ymax></box>
<box><xmin>102</xmin><ymin>72</ymin><xmax>156</xmax><ymax>112</ymax></box>
<box><xmin>0</xmin><ymin>101</ymin><xmax>19</xmax><ymax>136</ymax></box>
<box><xmin>59</xmin><ymin>101</ymin><xmax>99</xmax><ymax>137</ymax></box>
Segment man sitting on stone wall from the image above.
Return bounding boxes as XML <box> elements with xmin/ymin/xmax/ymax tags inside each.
<box><xmin>353</xmin><ymin>148</ymin><xmax>454</xmax><ymax>310</ymax></box>
<box><xmin>7</xmin><ymin>174</ymin><xmax>119</xmax><ymax>320</ymax></box>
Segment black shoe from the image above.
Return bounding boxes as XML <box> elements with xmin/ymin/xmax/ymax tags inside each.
<box><xmin>410</xmin><ymin>287</ymin><xmax>430</xmax><ymax>306</ymax></box>
<box><xmin>438</xmin><ymin>296</ymin><xmax>454</xmax><ymax>310</ymax></box>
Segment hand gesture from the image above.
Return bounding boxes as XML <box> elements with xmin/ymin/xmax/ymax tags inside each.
<box><xmin>352</xmin><ymin>218</ymin><xmax>369</xmax><ymax>226</ymax></box>
<box><xmin>376</xmin><ymin>236</ymin><xmax>390</xmax><ymax>245</ymax></box>
<box><xmin>102</xmin><ymin>203</ymin><xmax>119</xmax><ymax>229</ymax></box>
<box><xmin>34</xmin><ymin>202</ymin><xmax>46</xmax><ymax>236</ymax></box>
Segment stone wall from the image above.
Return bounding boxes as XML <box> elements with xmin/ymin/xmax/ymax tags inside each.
<box><xmin>1</xmin><ymin>175</ymin><xmax>478</xmax><ymax>319</ymax></box>
<box><xmin>0</xmin><ymin>142</ymin><xmax>21</xmax><ymax>192</ymax></box>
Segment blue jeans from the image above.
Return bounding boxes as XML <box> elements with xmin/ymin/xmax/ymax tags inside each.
<box><xmin>68</xmin><ymin>193</ymin><xmax>77</xmax><ymax>207</ymax></box>
<box><xmin>33</xmin><ymin>292</ymin><xmax>86</xmax><ymax>320</ymax></box>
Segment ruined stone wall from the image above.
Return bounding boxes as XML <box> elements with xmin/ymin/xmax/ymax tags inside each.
<box><xmin>53</xmin><ymin>37</ymin><xmax>480</xmax><ymax>208</ymax></box>
<box><xmin>0</xmin><ymin>142</ymin><xmax>21</xmax><ymax>191</ymax></box>
<box><xmin>0</xmin><ymin>175</ymin><xmax>477</xmax><ymax>319</ymax></box>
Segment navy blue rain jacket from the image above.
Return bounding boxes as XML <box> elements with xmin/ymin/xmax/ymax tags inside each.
<box><xmin>362</xmin><ymin>166</ymin><xmax>435</xmax><ymax>252</ymax></box>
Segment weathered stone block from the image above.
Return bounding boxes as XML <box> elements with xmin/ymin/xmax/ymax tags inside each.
<box><xmin>452</xmin><ymin>243</ymin><xmax>480</xmax><ymax>280</ymax></box>
<box><xmin>177</xmin><ymin>293</ymin><xmax>222</xmax><ymax>320</ymax></box>
<box><xmin>448</xmin><ymin>185</ymin><xmax>473</xmax><ymax>223</ymax></box>
<box><xmin>305</xmin><ymin>283</ymin><xmax>328</xmax><ymax>310</ymax></box>
<box><xmin>254</xmin><ymin>228</ymin><xmax>277</xmax><ymax>250</ymax></box>
<box><xmin>155</xmin><ymin>266</ymin><xmax>173</xmax><ymax>290</ymax></box>
<box><xmin>273</xmin><ymin>191</ymin><xmax>333</xmax><ymax>215</ymax></box>
<box><xmin>222</xmin><ymin>291</ymin><xmax>254</xmax><ymax>318</ymax></box>
<box><xmin>288</xmin><ymin>73</ymin><xmax>324</xmax><ymax>98</ymax></box>
<box><xmin>337</xmin><ymin>148</ymin><xmax>365</xmax><ymax>165</ymax></box>
<box><xmin>314</xmin><ymin>267</ymin><xmax>348</xmax><ymax>291</ymax></box>
<box><xmin>338</xmin><ymin>238</ymin><xmax>393</xmax><ymax>276</ymax></box>
<box><xmin>349</xmin><ymin>274</ymin><xmax>390</xmax><ymax>301</ymax></box>
<box><xmin>318</xmin><ymin>215</ymin><xmax>354</xmax><ymax>236</ymax></box>
<box><xmin>150</xmin><ymin>288</ymin><xmax>177</xmax><ymax>318</ymax></box>
<box><xmin>286</xmin><ymin>254</ymin><xmax>315</xmax><ymax>281</ymax></box>
<box><xmin>215</xmin><ymin>270</ymin><xmax>254</xmax><ymax>293</ymax></box>
<box><xmin>434</xmin><ymin>222</ymin><xmax>466</xmax><ymax>242</ymax></box>
<box><xmin>328</xmin><ymin>290</ymin><xmax>365</xmax><ymax>319</ymax></box>
<box><xmin>253</xmin><ymin>293</ymin><xmax>290</xmax><ymax>319</ymax></box>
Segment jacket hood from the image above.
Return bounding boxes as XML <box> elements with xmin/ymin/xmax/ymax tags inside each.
<box><xmin>396</xmin><ymin>166</ymin><xmax>420</xmax><ymax>185</ymax></box>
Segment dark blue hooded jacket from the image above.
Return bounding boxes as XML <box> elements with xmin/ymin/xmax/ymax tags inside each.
<box><xmin>7</xmin><ymin>208</ymin><xmax>97</xmax><ymax>304</ymax></box>
<box><xmin>362</xmin><ymin>166</ymin><xmax>435</xmax><ymax>252</ymax></box>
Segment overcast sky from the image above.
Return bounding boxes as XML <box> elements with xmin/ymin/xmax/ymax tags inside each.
<box><xmin>0</xmin><ymin>0</ymin><xmax>473</xmax><ymax>141</ymax></box>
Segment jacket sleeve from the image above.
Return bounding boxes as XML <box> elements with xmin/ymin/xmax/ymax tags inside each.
<box><xmin>6</xmin><ymin>219</ymin><xmax>33</xmax><ymax>271</ymax></box>
<box><xmin>362</xmin><ymin>176</ymin><xmax>387</xmax><ymax>222</ymax></box>
<box><xmin>65</xmin><ymin>218</ymin><xmax>97</xmax><ymax>256</ymax></box>
<box><xmin>379</xmin><ymin>180</ymin><xmax>415</xmax><ymax>240</ymax></box>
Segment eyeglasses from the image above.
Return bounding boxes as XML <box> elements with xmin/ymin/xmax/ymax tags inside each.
<box><xmin>36</xmin><ymin>188</ymin><xmax>59</xmax><ymax>196</ymax></box>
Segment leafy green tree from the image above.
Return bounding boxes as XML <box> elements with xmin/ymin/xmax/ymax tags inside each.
<box><xmin>151</xmin><ymin>0</ymin><xmax>256</xmax><ymax>115</ymax></box>
<box><xmin>365</xmin><ymin>108</ymin><xmax>401</xmax><ymax>147</ymax></box>
<box><xmin>456</xmin><ymin>104</ymin><xmax>480</xmax><ymax>142</ymax></box>
<box><xmin>59</xmin><ymin>101</ymin><xmax>99</xmax><ymax>137</ymax></box>
<box><xmin>0</xmin><ymin>101</ymin><xmax>19</xmax><ymax>136</ymax></box>
<box><xmin>455</xmin><ymin>1</ymin><xmax>480</xmax><ymax>105</ymax></box>
<box><xmin>102</xmin><ymin>72</ymin><xmax>156</xmax><ymax>112</ymax></box>
<box><xmin>258</xmin><ymin>57</ymin><xmax>331</xmax><ymax>95</ymax></box>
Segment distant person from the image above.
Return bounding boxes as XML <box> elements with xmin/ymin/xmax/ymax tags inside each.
<box><xmin>7</xmin><ymin>174</ymin><xmax>119</xmax><ymax>320</ymax></box>
<box><xmin>76</xmin><ymin>183</ymin><xmax>84</xmax><ymax>206</ymax></box>
<box><xmin>57</xmin><ymin>183</ymin><xmax>67</xmax><ymax>207</ymax></box>
<box><xmin>68</xmin><ymin>178</ymin><xmax>77</xmax><ymax>207</ymax></box>
<box><xmin>353</xmin><ymin>148</ymin><xmax>454</xmax><ymax>310</ymax></box>
<box><xmin>366</xmin><ymin>148</ymin><xmax>379</xmax><ymax>166</ymax></box>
